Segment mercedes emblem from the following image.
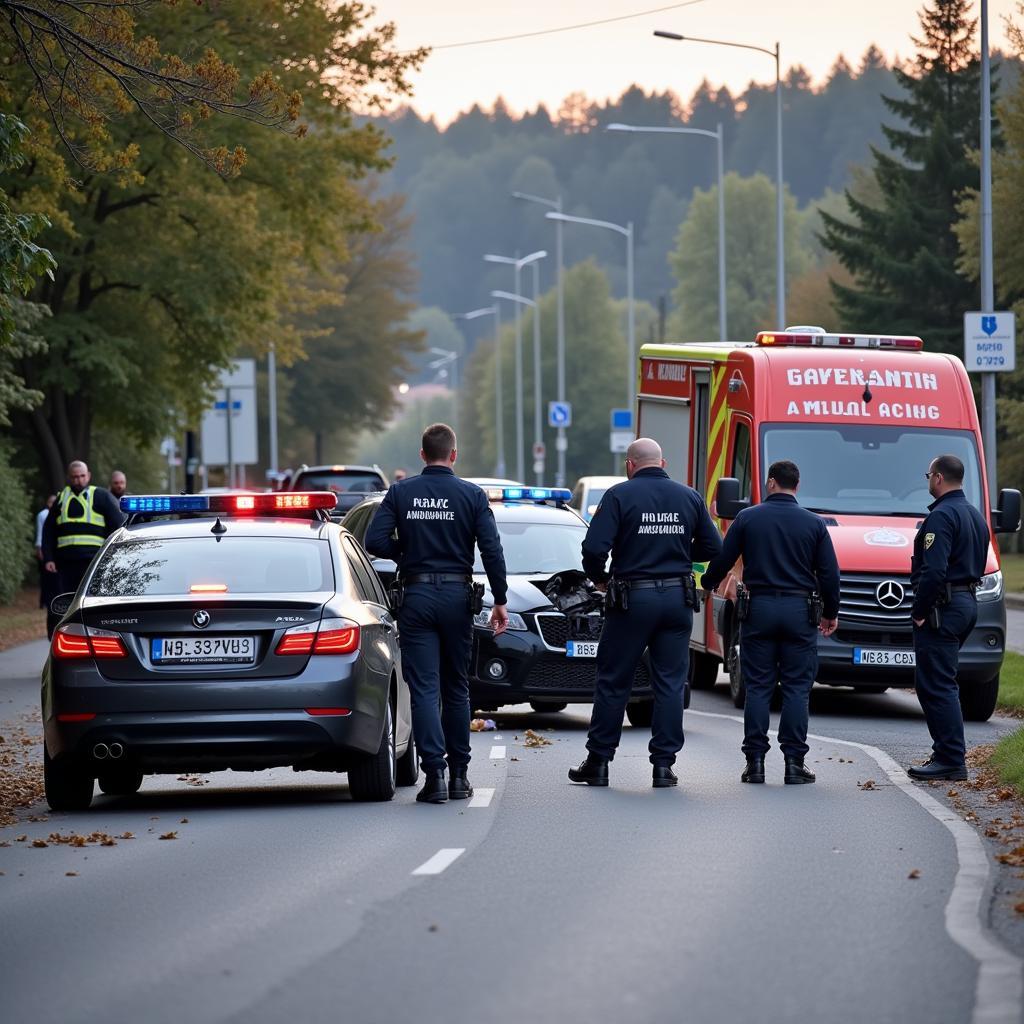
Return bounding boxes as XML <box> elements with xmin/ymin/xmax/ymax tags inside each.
<box><xmin>875</xmin><ymin>580</ymin><xmax>905</xmax><ymax>610</ymax></box>
<box><xmin>192</xmin><ymin>609</ymin><xmax>211</xmax><ymax>629</ymax></box>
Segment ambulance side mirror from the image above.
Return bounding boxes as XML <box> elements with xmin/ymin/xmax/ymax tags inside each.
<box><xmin>716</xmin><ymin>477</ymin><xmax>750</xmax><ymax>521</ymax></box>
<box><xmin>993</xmin><ymin>488</ymin><xmax>1022</xmax><ymax>534</ymax></box>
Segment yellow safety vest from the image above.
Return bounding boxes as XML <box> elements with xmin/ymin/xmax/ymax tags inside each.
<box><xmin>55</xmin><ymin>485</ymin><xmax>107</xmax><ymax>550</ymax></box>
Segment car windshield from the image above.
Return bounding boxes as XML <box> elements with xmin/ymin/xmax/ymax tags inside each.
<box><xmin>760</xmin><ymin>424</ymin><xmax>984</xmax><ymax>516</ymax></box>
<box><xmin>293</xmin><ymin>472</ymin><xmax>384</xmax><ymax>494</ymax></box>
<box><xmin>87</xmin><ymin>537</ymin><xmax>333</xmax><ymax>597</ymax></box>
<box><xmin>475</xmin><ymin>520</ymin><xmax>586</xmax><ymax>575</ymax></box>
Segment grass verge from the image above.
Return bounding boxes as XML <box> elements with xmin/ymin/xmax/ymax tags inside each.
<box><xmin>0</xmin><ymin>587</ymin><xmax>46</xmax><ymax>652</ymax></box>
<box><xmin>1002</xmin><ymin>552</ymin><xmax>1024</xmax><ymax>594</ymax></box>
<box><xmin>998</xmin><ymin>652</ymin><xmax>1024</xmax><ymax>714</ymax></box>
<box><xmin>991</xmin><ymin>654</ymin><xmax>1024</xmax><ymax>793</ymax></box>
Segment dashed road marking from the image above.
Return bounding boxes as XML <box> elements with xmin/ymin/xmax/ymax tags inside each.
<box><xmin>490</xmin><ymin>745</ymin><xmax>506</xmax><ymax>759</ymax></box>
<box><xmin>468</xmin><ymin>787</ymin><xmax>495</xmax><ymax>808</ymax></box>
<box><xmin>412</xmin><ymin>848</ymin><xmax>465</xmax><ymax>876</ymax></box>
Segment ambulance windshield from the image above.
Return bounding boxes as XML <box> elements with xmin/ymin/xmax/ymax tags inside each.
<box><xmin>760</xmin><ymin>425</ymin><xmax>983</xmax><ymax>517</ymax></box>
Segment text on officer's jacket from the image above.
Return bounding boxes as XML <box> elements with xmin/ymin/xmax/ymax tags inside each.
<box><xmin>637</xmin><ymin>512</ymin><xmax>687</xmax><ymax>535</ymax></box>
<box><xmin>406</xmin><ymin>497</ymin><xmax>456</xmax><ymax>521</ymax></box>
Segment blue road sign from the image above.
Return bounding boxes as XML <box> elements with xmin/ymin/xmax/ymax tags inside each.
<box><xmin>610</xmin><ymin>408</ymin><xmax>633</xmax><ymax>430</ymax></box>
<box><xmin>548</xmin><ymin>401</ymin><xmax>572</xmax><ymax>428</ymax></box>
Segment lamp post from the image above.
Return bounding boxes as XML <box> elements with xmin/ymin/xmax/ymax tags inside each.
<box><xmin>513</xmin><ymin>192</ymin><xmax>568</xmax><ymax>485</ymax></box>
<box><xmin>654</xmin><ymin>29</ymin><xmax>785</xmax><ymax>327</ymax></box>
<box><xmin>545</xmin><ymin>211</ymin><xmax>635</xmax><ymax>409</ymax></box>
<box><xmin>607</xmin><ymin>122</ymin><xmax>727</xmax><ymax>340</ymax></box>
<box><xmin>427</xmin><ymin>346</ymin><xmax>459</xmax><ymax>433</ymax></box>
<box><xmin>267</xmin><ymin>341</ymin><xmax>279</xmax><ymax>478</ymax></box>
<box><xmin>483</xmin><ymin>250</ymin><xmax>546</xmax><ymax>482</ymax></box>
<box><xmin>454</xmin><ymin>306</ymin><xmax>505</xmax><ymax>476</ymax></box>
<box><xmin>980</xmin><ymin>0</ymin><xmax>997</xmax><ymax>499</ymax></box>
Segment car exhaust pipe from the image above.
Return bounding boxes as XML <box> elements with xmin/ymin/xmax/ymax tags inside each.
<box><xmin>93</xmin><ymin>743</ymin><xmax>110</xmax><ymax>760</ymax></box>
<box><xmin>108</xmin><ymin>742</ymin><xmax>124</xmax><ymax>760</ymax></box>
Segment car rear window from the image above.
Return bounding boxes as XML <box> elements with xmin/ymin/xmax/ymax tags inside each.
<box><xmin>87</xmin><ymin>538</ymin><xmax>333</xmax><ymax>597</ymax></box>
<box><xmin>293</xmin><ymin>471</ymin><xmax>384</xmax><ymax>494</ymax></box>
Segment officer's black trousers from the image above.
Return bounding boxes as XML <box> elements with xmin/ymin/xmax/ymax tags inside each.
<box><xmin>912</xmin><ymin>592</ymin><xmax>976</xmax><ymax>766</ymax></box>
<box><xmin>740</xmin><ymin>595</ymin><xmax>817</xmax><ymax>759</ymax></box>
<box><xmin>587</xmin><ymin>584</ymin><xmax>693</xmax><ymax>766</ymax></box>
<box><xmin>397</xmin><ymin>582</ymin><xmax>473</xmax><ymax>774</ymax></box>
<box><xmin>46</xmin><ymin>558</ymin><xmax>92</xmax><ymax>638</ymax></box>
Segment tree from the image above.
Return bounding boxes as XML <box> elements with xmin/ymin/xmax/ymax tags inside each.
<box><xmin>821</xmin><ymin>0</ymin><xmax>987</xmax><ymax>350</ymax></box>
<box><xmin>668</xmin><ymin>172</ymin><xmax>809</xmax><ymax>342</ymax></box>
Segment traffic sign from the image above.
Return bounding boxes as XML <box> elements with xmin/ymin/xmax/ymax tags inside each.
<box><xmin>532</xmin><ymin>441</ymin><xmax>546</xmax><ymax>459</ymax></box>
<box><xmin>201</xmin><ymin>359</ymin><xmax>258</xmax><ymax>466</ymax></box>
<box><xmin>610</xmin><ymin>431</ymin><xmax>633</xmax><ymax>454</ymax></box>
<box><xmin>964</xmin><ymin>311</ymin><xmax>1016</xmax><ymax>372</ymax></box>
<box><xmin>548</xmin><ymin>401</ymin><xmax>572</xmax><ymax>428</ymax></box>
<box><xmin>610</xmin><ymin>408</ymin><xmax>633</xmax><ymax>431</ymax></box>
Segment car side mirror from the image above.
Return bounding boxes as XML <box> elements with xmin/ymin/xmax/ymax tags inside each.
<box><xmin>715</xmin><ymin>477</ymin><xmax>750</xmax><ymax>520</ymax></box>
<box><xmin>50</xmin><ymin>592</ymin><xmax>75</xmax><ymax>618</ymax></box>
<box><xmin>993</xmin><ymin>488</ymin><xmax>1022</xmax><ymax>534</ymax></box>
<box><xmin>372</xmin><ymin>559</ymin><xmax>397</xmax><ymax>591</ymax></box>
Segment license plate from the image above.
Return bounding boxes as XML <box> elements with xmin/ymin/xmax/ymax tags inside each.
<box><xmin>566</xmin><ymin>641</ymin><xmax>598</xmax><ymax>658</ymax></box>
<box><xmin>853</xmin><ymin>648</ymin><xmax>916</xmax><ymax>667</ymax></box>
<box><xmin>151</xmin><ymin>636</ymin><xmax>256</xmax><ymax>665</ymax></box>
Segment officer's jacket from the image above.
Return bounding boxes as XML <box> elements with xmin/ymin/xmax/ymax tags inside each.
<box><xmin>365</xmin><ymin>465</ymin><xmax>509</xmax><ymax>604</ymax></box>
<box><xmin>581</xmin><ymin>466</ymin><xmax>722</xmax><ymax>583</ymax></box>
<box><xmin>910</xmin><ymin>489</ymin><xmax>990</xmax><ymax>620</ymax></box>
<box><xmin>702</xmin><ymin>492</ymin><xmax>841</xmax><ymax>617</ymax></box>
<box><xmin>42</xmin><ymin>485</ymin><xmax>123</xmax><ymax>562</ymax></box>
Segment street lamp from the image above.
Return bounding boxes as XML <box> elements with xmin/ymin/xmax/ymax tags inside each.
<box><xmin>513</xmin><ymin>191</ymin><xmax>568</xmax><ymax>486</ymax></box>
<box><xmin>980</xmin><ymin>0</ymin><xmax>998</xmax><ymax>498</ymax></box>
<box><xmin>453</xmin><ymin>306</ymin><xmax>505</xmax><ymax>476</ymax></box>
<box><xmin>427</xmin><ymin>346</ymin><xmax>459</xmax><ymax>433</ymax></box>
<box><xmin>483</xmin><ymin>250</ymin><xmax>547</xmax><ymax>482</ymax></box>
<box><xmin>545</xmin><ymin>211</ymin><xmax>635</xmax><ymax>409</ymax></box>
<box><xmin>607</xmin><ymin>122</ymin><xmax>727</xmax><ymax>340</ymax></box>
<box><xmin>654</xmin><ymin>29</ymin><xmax>786</xmax><ymax>327</ymax></box>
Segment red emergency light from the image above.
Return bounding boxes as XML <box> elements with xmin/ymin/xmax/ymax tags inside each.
<box><xmin>207</xmin><ymin>492</ymin><xmax>337</xmax><ymax>514</ymax></box>
<box><xmin>756</xmin><ymin>332</ymin><xmax>923</xmax><ymax>350</ymax></box>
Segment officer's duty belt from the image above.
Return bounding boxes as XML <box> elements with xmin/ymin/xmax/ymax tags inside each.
<box><xmin>948</xmin><ymin>583</ymin><xmax>978</xmax><ymax>594</ymax></box>
<box><xmin>402</xmin><ymin>573</ymin><xmax>472</xmax><ymax>585</ymax></box>
<box><xmin>746</xmin><ymin>588</ymin><xmax>812</xmax><ymax>598</ymax></box>
<box><xmin>624</xmin><ymin>577</ymin><xmax>687</xmax><ymax>589</ymax></box>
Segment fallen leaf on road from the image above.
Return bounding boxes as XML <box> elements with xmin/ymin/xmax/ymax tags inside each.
<box><xmin>859</xmin><ymin>780</ymin><xmax>877</xmax><ymax>791</ymax></box>
<box><xmin>997</xmin><ymin>846</ymin><xmax>1024</xmax><ymax>866</ymax></box>
<box><xmin>908</xmin><ymin>869</ymin><xmax>921</xmax><ymax>879</ymax></box>
<box><xmin>510</xmin><ymin>756</ymin><xmax>519</xmax><ymax>762</ymax></box>
<box><xmin>65</xmin><ymin>872</ymin><xmax>78</xmax><ymax>877</ymax></box>
<box><xmin>523</xmin><ymin>729</ymin><xmax>552</xmax><ymax>748</ymax></box>
<box><xmin>1015</xmin><ymin>902</ymin><xmax>1024</xmax><ymax>914</ymax></box>
<box><xmin>119</xmin><ymin>832</ymin><xmax>134</xmax><ymax>840</ymax></box>
<box><xmin>180</xmin><ymin>818</ymin><xmax>189</xmax><ymax>824</ymax></box>
<box><xmin>31</xmin><ymin>839</ymin><xmax>48</xmax><ymax>848</ymax></box>
<box><xmin>159</xmin><ymin>831</ymin><xmax>178</xmax><ymax>840</ymax></box>
<box><xmin>986</xmin><ymin>828</ymin><xmax>1000</xmax><ymax>838</ymax></box>
<box><xmin>948</xmin><ymin>789</ymin><xmax>960</xmax><ymax>798</ymax></box>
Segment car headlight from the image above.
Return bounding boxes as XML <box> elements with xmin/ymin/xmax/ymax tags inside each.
<box><xmin>976</xmin><ymin>570</ymin><xmax>1003</xmax><ymax>603</ymax></box>
<box><xmin>473</xmin><ymin>607</ymin><xmax>529</xmax><ymax>631</ymax></box>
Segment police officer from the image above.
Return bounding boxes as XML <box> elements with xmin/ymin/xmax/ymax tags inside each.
<box><xmin>701</xmin><ymin>460</ymin><xmax>840</xmax><ymax>785</ymax></box>
<box><xmin>109</xmin><ymin>470</ymin><xmax>128</xmax><ymax>499</ymax></box>
<box><xmin>365</xmin><ymin>423</ymin><xmax>509</xmax><ymax>804</ymax></box>
<box><xmin>906</xmin><ymin>454</ymin><xmax>990</xmax><ymax>781</ymax></box>
<box><xmin>42</xmin><ymin>460</ymin><xmax>124</xmax><ymax>629</ymax></box>
<box><xmin>569</xmin><ymin>437</ymin><xmax>722</xmax><ymax>789</ymax></box>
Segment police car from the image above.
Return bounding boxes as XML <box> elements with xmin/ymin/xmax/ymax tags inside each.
<box><xmin>345</xmin><ymin>486</ymin><xmax>671</xmax><ymax>721</ymax></box>
<box><xmin>42</xmin><ymin>492</ymin><xmax>416</xmax><ymax>810</ymax></box>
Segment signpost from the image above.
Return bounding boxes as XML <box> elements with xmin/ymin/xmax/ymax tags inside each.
<box><xmin>548</xmin><ymin>401</ymin><xmax>572</xmax><ymax>429</ymax></box>
<box><xmin>964</xmin><ymin>312</ymin><xmax>1016</xmax><ymax>373</ymax></box>
<box><xmin>610</xmin><ymin>408</ymin><xmax>634</xmax><ymax>467</ymax></box>
<box><xmin>201</xmin><ymin>360</ymin><xmax>258</xmax><ymax>487</ymax></box>
<box><xmin>532</xmin><ymin>441</ymin><xmax>546</xmax><ymax>480</ymax></box>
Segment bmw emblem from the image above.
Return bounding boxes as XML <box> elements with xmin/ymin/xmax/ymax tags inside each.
<box><xmin>193</xmin><ymin>609</ymin><xmax>211</xmax><ymax>629</ymax></box>
<box><xmin>875</xmin><ymin>580</ymin><xmax>905</xmax><ymax>610</ymax></box>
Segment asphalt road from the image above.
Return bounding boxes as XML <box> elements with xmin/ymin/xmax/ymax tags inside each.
<box><xmin>2</xmin><ymin>637</ymin><xmax>1024</xmax><ymax>1024</ymax></box>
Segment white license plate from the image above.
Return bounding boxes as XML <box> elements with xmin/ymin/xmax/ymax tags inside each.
<box><xmin>566</xmin><ymin>641</ymin><xmax>598</xmax><ymax>658</ymax></box>
<box><xmin>152</xmin><ymin>636</ymin><xmax>256</xmax><ymax>665</ymax></box>
<box><xmin>853</xmin><ymin>648</ymin><xmax>916</xmax><ymax>667</ymax></box>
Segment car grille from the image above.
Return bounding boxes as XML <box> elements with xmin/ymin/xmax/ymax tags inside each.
<box><xmin>839</xmin><ymin>573</ymin><xmax>914</xmax><ymax>626</ymax></box>
<box><xmin>533</xmin><ymin>612</ymin><xmax>604</xmax><ymax>650</ymax></box>
<box><xmin>523</xmin><ymin>656</ymin><xmax>651</xmax><ymax>692</ymax></box>
<box><xmin>835</xmin><ymin>628</ymin><xmax>914</xmax><ymax>648</ymax></box>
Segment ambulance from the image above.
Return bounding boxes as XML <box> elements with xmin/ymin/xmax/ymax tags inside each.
<box><xmin>636</xmin><ymin>328</ymin><xmax>1021</xmax><ymax>722</ymax></box>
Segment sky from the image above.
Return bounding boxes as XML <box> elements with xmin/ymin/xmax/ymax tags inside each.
<box><xmin>374</xmin><ymin>0</ymin><xmax>1020</xmax><ymax>124</ymax></box>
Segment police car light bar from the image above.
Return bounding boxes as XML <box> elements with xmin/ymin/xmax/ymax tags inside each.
<box><xmin>756</xmin><ymin>331</ymin><xmax>923</xmax><ymax>350</ymax></box>
<box><xmin>120</xmin><ymin>493</ymin><xmax>338</xmax><ymax>514</ymax></box>
<box><xmin>486</xmin><ymin>486</ymin><xmax>573</xmax><ymax>503</ymax></box>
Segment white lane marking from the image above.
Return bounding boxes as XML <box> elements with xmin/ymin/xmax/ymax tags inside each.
<box><xmin>412</xmin><ymin>848</ymin><xmax>465</xmax><ymax>876</ymax></box>
<box><xmin>490</xmin><ymin>745</ymin><xmax>506</xmax><ymax>759</ymax></box>
<box><xmin>468</xmin><ymin>787</ymin><xmax>495</xmax><ymax>808</ymax></box>
<box><xmin>688</xmin><ymin>709</ymin><xmax>1024</xmax><ymax>1024</ymax></box>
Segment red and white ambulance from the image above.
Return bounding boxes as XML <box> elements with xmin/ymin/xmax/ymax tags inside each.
<box><xmin>636</xmin><ymin>328</ymin><xmax>1021</xmax><ymax>721</ymax></box>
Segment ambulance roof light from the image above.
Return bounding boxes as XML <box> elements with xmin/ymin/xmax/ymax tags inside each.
<box><xmin>756</xmin><ymin>331</ymin><xmax>923</xmax><ymax>351</ymax></box>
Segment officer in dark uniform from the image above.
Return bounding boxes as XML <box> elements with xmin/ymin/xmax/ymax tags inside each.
<box><xmin>569</xmin><ymin>437</ymin><xmax>722</xmax><ymax>789</ymax></box>
<box><xmin>701</xmin><ymin>460</ymin><xmax>840</xmax><ymax>785</ymax></box>
<box><xmin>906</xmin><ymin>454</ymin><xmax>990</xmax><ymax>781</ymax></box>
<box><xmin>365</xmin><ymin>423</ymin><xmax>509</xmax><ymax>804</ymax></box>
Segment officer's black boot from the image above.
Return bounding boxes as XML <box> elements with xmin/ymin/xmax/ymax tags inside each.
<box><xmin>448</xmin><ymin>767</ymin><xmax>473</xmax><ymax>800</ymax></box>
<box><xmin>907</xmin><ymin>758</ymin><xmax>968</xmax><ymax>781</ymax></box>
<box><xmin>416</xmin><ymin>768</ymin><xmax>448</xmax><ymax>803</ymax></box>
<box><xmin>568</xmin><ymin>755</ymin><xmax>609</xmax><ymax>787</ymax></box>
<box><xmin>652</xmin><ymin>766</ymin><xmax>678</xmax><ymax>788</ymax></box>
<box><xmin>742</xmin><ymin>755</ymin><xmax>765</xmax><ymax>784</ymax></box>
<box><xmin>784</xmin><ymin>757</ymin><xmax>816</xmax><ymax>785</ymax></box>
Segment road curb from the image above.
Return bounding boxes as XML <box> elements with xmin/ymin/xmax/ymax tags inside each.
<box><xmin>1006</xmin><ymin>593</ymin><xmax>1024</xmax><ymax>611</ymax></box>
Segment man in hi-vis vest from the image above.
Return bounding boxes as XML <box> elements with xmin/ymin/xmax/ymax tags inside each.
<box><xmin>43</xmin><ymin>461</ymin><xmax>124</xmax><ymax>628</ymax></box>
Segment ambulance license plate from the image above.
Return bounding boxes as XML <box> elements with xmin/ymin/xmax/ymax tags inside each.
<box><xmin>152</xmin><ymin>636</ymin><xmax>256</xmax><ymax>665</ymax></box>
<box><xmin>853</xmin><ymin>648</ymin><xmax>916</xmax><ymax>667</ymax></box>
<box><xmin>566</xmin><ymin>641</ymin><xmax>598</xmax><ymax>658</ymax></box>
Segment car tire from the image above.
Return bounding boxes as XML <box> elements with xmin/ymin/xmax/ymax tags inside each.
<box><xmin>348</xmin><ymin>699</ymin><xmax>397</xmax><ymax>802</ymax></box>
<box><xmin>626</xmin><ymin>701</ymin><xmax>654</xmax><ymax>727</ymax></box>
<box><xmin>530</xmin><ymin>702</ymin><xmax>567</xmax><ymax>713</ymax></box>
<box><xmin>690</xmin><ymin>652</ymin><xmax>720</xmax><ymax>690</ymax></box>
<box><xmin>396</xmin><ymin>728</ymin><xmax>419</xmax><ymax>787</ymax></box>
<box><xmin>959</xmin><ymin>675</ymin><xmax>999</xmax><ymax>723</ymax></box>
<box><xmin>44</xmin><ymin>748</ymin><xmax>94</xmax><ymax>811</ymax></box>
<box><xmin>728</xmin><ymin>633</ymin><xmax>746</xmax><ymax>709</ymax></box>
<box><xmin>97</xmin><ymin>769</ymin><xmax>144</xmax><ymax>796</ymax></box>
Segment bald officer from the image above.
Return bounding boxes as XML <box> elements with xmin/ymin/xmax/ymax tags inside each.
<box><xmin>569</xmin><ymin>438</ymin><xmax>722</xmax><ymax>789</ymax></box>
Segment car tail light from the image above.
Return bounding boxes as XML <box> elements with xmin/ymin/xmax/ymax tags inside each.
<box><xmin>305</xmin><ymin>707</ymin><xmax>352</xmax><ymax>716</ymax></box>
<box><xmin>56</xmin><ymin>713</ymin><xmax>97</xmax><ymax>722</ymax></box>
<box><xmin>52</xmin><ymin>624</ymin><xmax>127</xmax><ymax>659</ymax></box>
<box><xmin>275</xmin><ymin>618</ymin><xmax>360</xmax><ymax>656</ymax></box>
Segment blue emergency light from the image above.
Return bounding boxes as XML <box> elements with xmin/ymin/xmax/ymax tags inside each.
<box><xmin>486</xmin><ymin>486</ymin><xmax>572</xmax><ymax>503</ymax></box>
<box><xmin>121</xmin><ymin>495</ymin><xmax>209</xmax><ymax>513</ymax></box>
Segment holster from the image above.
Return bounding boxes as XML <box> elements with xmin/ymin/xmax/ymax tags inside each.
<box><xmin>807</xmin><ymin>592</ymin><xmax>823</xmax><ymax>627</ymax></box>
<box><xmin>735</xmin><ymin>583</ymin><xmax>750</xmax><ymax>622</ymax></box>
<box><xmin>928</xmin><ymin>603</ymin><xmax>943</xmax><ymax>629</ymax></box>
<box><xmin>605</xmin><ymin>579</ymin><xmax>630</xmax><ymax>612</ymax></box>
<box><xmin>469</xmin><ymin>582</ymin><xmax>485</xmax><ymax>615</ymax></box>
<box><xmin>388</xmin><ymin>580</ymin><xmax>405</xmax><ymax>613</ymax></box>
<box><xmin>683</xmin><ymin>574</ymin><xmax>700</xmax><ymax>611</ymax></box>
